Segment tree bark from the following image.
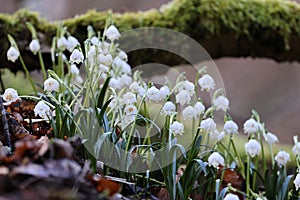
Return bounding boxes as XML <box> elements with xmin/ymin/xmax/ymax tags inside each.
<box><xmin>1</xmin><ymin>0</ymin><xmax>300</xmax><ymax>72</ymax></box>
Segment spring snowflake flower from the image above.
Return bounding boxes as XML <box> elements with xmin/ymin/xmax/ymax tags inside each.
<box><xmin>66</xmin><ymin>36</ymin><xmax>79</xmax><ymax>52</ymax></box>
<box><xmin>213</xmin><ymin>95</ymin><xmax>229</xmax><ymax>111</ymax></box>
<box><xmin>119</xmin><ymin>74</ymin><xmax>133</xmax><ymax>87</ymax></box>
<box><xmin>264</xmin><ymin>132</ymin><xmax>279</xmax><ymax>145</ymax></box>
<box><xmin>99</xmin><ymin>53</ymin><xmax>113</xmax><ymax>66</ymax></box>
<box><xmin>70</xmin><ymin>49</ymin><xmax>84</xmax><ymax>64</ymax></box>
<box><xmin>198</xmin><ymin>74</ymin><xmax>215</xmax><ymax>91</ymax></box>
<box><xmin>162</xmin><ymin>101</ymin><xmax>176</xmax><ymax>116</ymax></box>
<box><xmin>7</xmin><ymin>46</ymin><xmax>20</xmax><ymax>62</ymax></box>
<box><xmin>200</xmin><ymin>118</ymin><xmax>216</xmax><ymax>132</ymax></box>
<box><xmin>243</xmin><ymin>118</ymin><xmax>260</xmax><ymax>135</ymax></box>
<box><xmin>90</xmin><ymin>36</ymin><xmax>100</xmax><ymax>46</ymax></box>
<box><xmin>176</xmin><ymin>90</ymin><xmax>191</xmax><ymax>105</ymax></box>
<box><xmin>210</xmin><ymin>130</ymin><xmax>225</xmax><ymax>141</ymax></box>
<box><xmin>109</xmin><ymin>96</ymin><xmax>123</xmax><ymax>111</ymax></box>
<box><xmin>180</xmin><ymin>81</ymin><xmax>195</xmax><ymax>95</ymax></box>
<box><xmin>34</xmin><ymin>101</ymin><xmax>51</xmax><ymax>120</ymax></box>
<box><xmin>223</xmin><ymin>193</ymin><xmax>239</xmax><ymax>200</ymax></box>
<box><xmin>87</xmin><ymin>45</ymin><xmax>96</xmax><ymax>61</ymax></box>
<box><xmin>245</xmin><ymin>139</ymin><xmax>261</xmax><ymax>157</ymax></box>
<box><xmin>169</xmin><ymin>121</ymin><xmax>184</xmax><ymax>136</ymax></box>
<box><xmin>106</xmin><ymin>25</ymin><xmax>121</xmax><ymax>41</ymax></box>
<box><xmin>223</xmin><ymin>120</ymin><xmax>238</xmax><ymax>134</ymax></box>
<box><xmin>129</xmin><ymin>82</ymin><xmax>140</xmax><ymax>92</ymax></box>
<box><xmin>194</xmin><ymin>102</ymin><xmax>205</xmax><ymax>116</ymax></box>
<box><xmin>109</xmin><ymin>77</ymin><xmax>122</xmax><ymax>90</ymax></box>
<box><xmin>123</xmin><ymin>92</ymin><xmax>137</xmax><ymax>105</ymax></box>
<box><xmin>113</xmin><ymin>57</ymin><xmax>131</xmax><ymax>74</ymax></box>
<box><xmin>146</xmin><ymin>86</ymin><xmax>161</xmax><ymax>102</ymax></box>
<box><xmin>29</xmin><ymin>39</ymin><xmax>40</xmax><ymax>55</ymax></box>
<box><xmin>159</xmin><ymin>86</ymin><xmax>170</xmax><ymax>100</ymax></box>
<box><xmin>3</xmin><ymin>88</ymin><xmax>19</xmax><ymax>104</ymax></box>
<box><xmin>98</xmin><ymin>64</ymin><xmax>109</xmax><ymax>74</ymax></box>
<box><xmin>294</xmin><ymin>173</ymin><xmax>300</xmax><ymax>191</ymax></box>
<box><xmin>57</xmin><ymin>36</ymin><xmax>68</xmax><ymax>50</ymax></box>
<box><xmin>292</xmin><ymin>142</ymin><xmax>300</xmax><ymax>156</ymax></box>
<box><xmin>118</xmin><ymin>51</ymin><xmax>128</xmax><ymax>61</ymax></box>
<box><xmin>44</xmin><ymin>77</ymin><xmax>59</xmax><ymax>92</ymax></box>
<box><xmin>124</xmin><ymin>104</ymin><xmax>138</xmax><ymax>115</ymax></box>
<box><xmin>208</xmin><ymin>152</ymin><xmax>224</xmax><ymax>168</ymax></box>
<box><xmin>182</xmin><ymin>106</ymin><xmax>197</xmax><ymax>120</ymax></box>
<box><xmin>275</xmin><ymin>151</ymin><xmax>290</xmax><ymax>167</ymax></box>
<box><xmin>70</xmin><ymin>64</ymin><xmax>80</xmax><ymax>75</ymax></box>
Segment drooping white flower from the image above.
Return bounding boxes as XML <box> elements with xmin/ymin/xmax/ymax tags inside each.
<box><xmin>73</xmin><ymin>75</ymin><xmax>83</xmax><ymax>84</ymax></box>
<box><xmin>34</xmin><ymin>101</ymin><xmax>51</xmax><ymax>120</ymax></box>
<box><xmin>275</xmin><ymin>151</ymin><xmax>290</xmax><ymax>167</ymax></box>
<box><xmin>106</xmin><ymin>25</ymin><xmax>121</xmax><ymax>41</ymax></box>
<box><xmin>87</xmin><ymin>45</ymin><xmax>96</xmax><ymax>61</ymax></box>
<box><xmin>66</xmin><ymin>36</ymin><xmax>79</xmax><ymax>52</ymax></box>
<box><xmin>109</xmin><ymin>77</ymin><xmax>121</xmax><ymax>90</ymax></box>
<box><xmin>109</xmin><ymin>96</ymin><xmax>123</xmax><ymax>111</ymax></box>
<box><xmin>90</xmin><ymin>36</ymin><xmax>100</xmax><ymax>46</ymax></box>
<box><xmin>223</xmin><ymin>193</ymin><xmax>239</xmax><ymax>200</ymax></box>
<box><xmin>180</xmin><ymin>81</ymin><xmax>195</xmax><ymax>95</ymax></box>
<box><xmin>100</xmin><ymin>41</ymin><xmax>111</xmax><ymax>54</ymax></box>
<box><xmin>182</xmin><ymin>106</ymin><xmax>197</xmax><ymax>120</ymax></box>
<box><xmin>137</xmin><ymin>86</ymin><xmax>146</xmax><ymax>97</ymax></box>
<box><xmin>243</xmin><ymin>118</ymin><xmax>260</xmax><ymax>135</ymax></box>
<box><xmin>200</xmin><ymin>118</ymin><xmax>216</xmax><ymax>132</ymax></box>
<box><xmin>194</xmin><ymin>102</ymin><xmax>205</xmax><ymax>116</ymax></box>
<box><xmin>99</xmin><ymin>53</ymin><xmax>113</xmax><ymax>66</ymax></box>
<box><xmin>123</xmin><ymin>92</ymin><xmax>137</xmax><ymax>105</ymax></box>
<box><xmin>70</xmin><ymin>64</ymin><xmax>80</xmax><ymax>75</ymax></box>
<box><xmin>7</xmin><ymin>46</ymin><xmax>20</xmax><ymax>62</ymax></box>
<box><xmin>208</xmin><ymin>152</ymin><xmax>224</xmax><ymax>168</ymax></box>
<box><xmin>175</xmin><ymin>90</ymin><xmax>191</xmax><ymax>105</ymax></box>
<box><xmin>223</xmin><ymin>120</ymin><xmax>238</xmax><ymax>134</ymax></box>
<box><xmin>162</xmin><ymin>101</ymin><xmax>176</xmax><ymax>116</ymax></box>
<box><xmin>113</xmin><ymin>57</ymin><xmax>131</xmax><ymax>74</ymax></box>
<box><xmin>209</xmin><ymin>129</ymin><xmax>223</xmax><ymax>141</ymax></box>
<box><xmin>118</xmin><ymin>51</ymin><xmax>128</xmax><ymax>61</ymax></box>
<box><xmin>3</xmin><ymin>88</ymin><xmax>19</xmax><ymax>104</ymax></box>
<box><xmin>57</xmin><ymin>36</ymin><xmax>68</xmax><ymax>50</ymax></box>
<box><xmin>70</xmin><ymin>49</ymin><xmax>84</xmax><ymax>64</ymax></box>
<box><xmin>29</xmin><ymin>39</ymin><xmax>40</xmax><ymax>55</ymax></box>
<box><xmin>292</xmin><ymin>142</ymin><xmax>300</xmax><ymax>156</ymax></box>
<box><xmin>146</xmin><ymin>86</ymin><xmax>161</xmax><ymax>102</ymax></box>
<box><xmin>169</xmin><ymin>121</ymin><xmax>184</xmax><ymax>136</ymax></box>
<box><xmin>129</xmin><ymin>82</ymin><xmax>140</xmax><ymax>92</ymax></box>
<box><xmin>245</xmin><ymin>139</ymin><xmax>261</xmax><ymax>157</ymax></box>
<box><xmin>218</xmin><ymin>131</ymin><xmax>225</xmax><ymax>141</ymax></box>
<box><xmin>198</xmin><ymin>74</ymin><xmax>215</xmax><ymax>91</ymax></box>
<box><xmin>264</xmin><ymin>132</ymin><xmax>279</xmax><ymax>145</ymax></box>
<box><xmin>124</xmin><ymin>104</ymin><xmax>138</xmax><ymax>115</ymax></box>
<box><xmin>119</xmin><ymin>74</ymin><xmax>133</xmax><ymax>87</ymax></box>
<box><xmin>294</xmin><ymin>173</ymin><xmax>300</xmax><ymax>191</ymax></box>
<box><xmin>44</xmin><ymin>77</ymin><xmax>59</xmax><ymax>92</ymax></box>
<box><xmin>98</xmin><ymin>64</ymin><xmax>109</xmax><ymax>74</ymax></box>
<box><xmin>159</xmin><ymin>86</ymin><xmax>170</xmax><ymax>100</ymax></box>
<box><xmin>213</xmin><ymin>95</ymin><xmax>229</xmax><ymax>111</ymax></box>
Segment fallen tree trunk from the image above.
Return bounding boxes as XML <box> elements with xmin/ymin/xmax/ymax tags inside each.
<box><xmin>1</xmin><ymin>0</ymin><xmax>300</xmax><ymax>72</ymax></box>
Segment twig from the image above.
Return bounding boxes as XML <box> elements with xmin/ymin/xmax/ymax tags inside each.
<box><xmin>0</xmin><ymin>97</ymin><xmax>11</xmax><ymax>148</ymax></box>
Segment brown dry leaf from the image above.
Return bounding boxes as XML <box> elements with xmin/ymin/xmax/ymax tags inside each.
<box><xmin>88</xmin><ymin>174</ymin><xmax>120</xmax><ymax>196</ymax></box>
<box><xmin>218</xmin><ymin>166</ymin><xmax>245</xmax><ymax>199</ymax></box>
<box><xmin>156</xmin><ymin>188</ymin><xmax>170</xmax><ymax>200</ymax></box>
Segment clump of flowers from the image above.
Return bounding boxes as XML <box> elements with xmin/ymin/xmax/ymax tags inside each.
<box><xmin>2</xmin><ymin>21</ymin><xmax>300</xmax><ymax>200</ymax></box>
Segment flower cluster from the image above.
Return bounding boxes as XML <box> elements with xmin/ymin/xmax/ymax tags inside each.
<box><xmin>3</xmin><ymin>22</ymin><xmax>300</xmax><ymax>200</ymax></box>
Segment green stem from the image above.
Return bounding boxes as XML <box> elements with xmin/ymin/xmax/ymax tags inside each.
<box><xmin>38</xmin><ymin>51</ymin><xmax>47</xmax><ymax>80</ymax></box>
<box><xmin>19</xmin><ymin>55</ymin><xmax>37</xmax><ymax>95</ymax></box>
<box><xmin>246</xmin><ymin>155</ymin><xmax>250</xmax><ymax>198</ymax></box>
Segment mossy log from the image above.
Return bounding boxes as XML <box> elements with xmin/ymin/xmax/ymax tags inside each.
<box><xmin>1</xmin><ymin>0</ymin><xmax>300</xmax><ymax>72</ymax></box>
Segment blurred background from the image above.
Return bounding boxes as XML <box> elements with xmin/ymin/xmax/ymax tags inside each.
<box><xmin>0</xmin><ymin>0</ymin><xmax>299</xmax><ymax>144</ymax></box>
